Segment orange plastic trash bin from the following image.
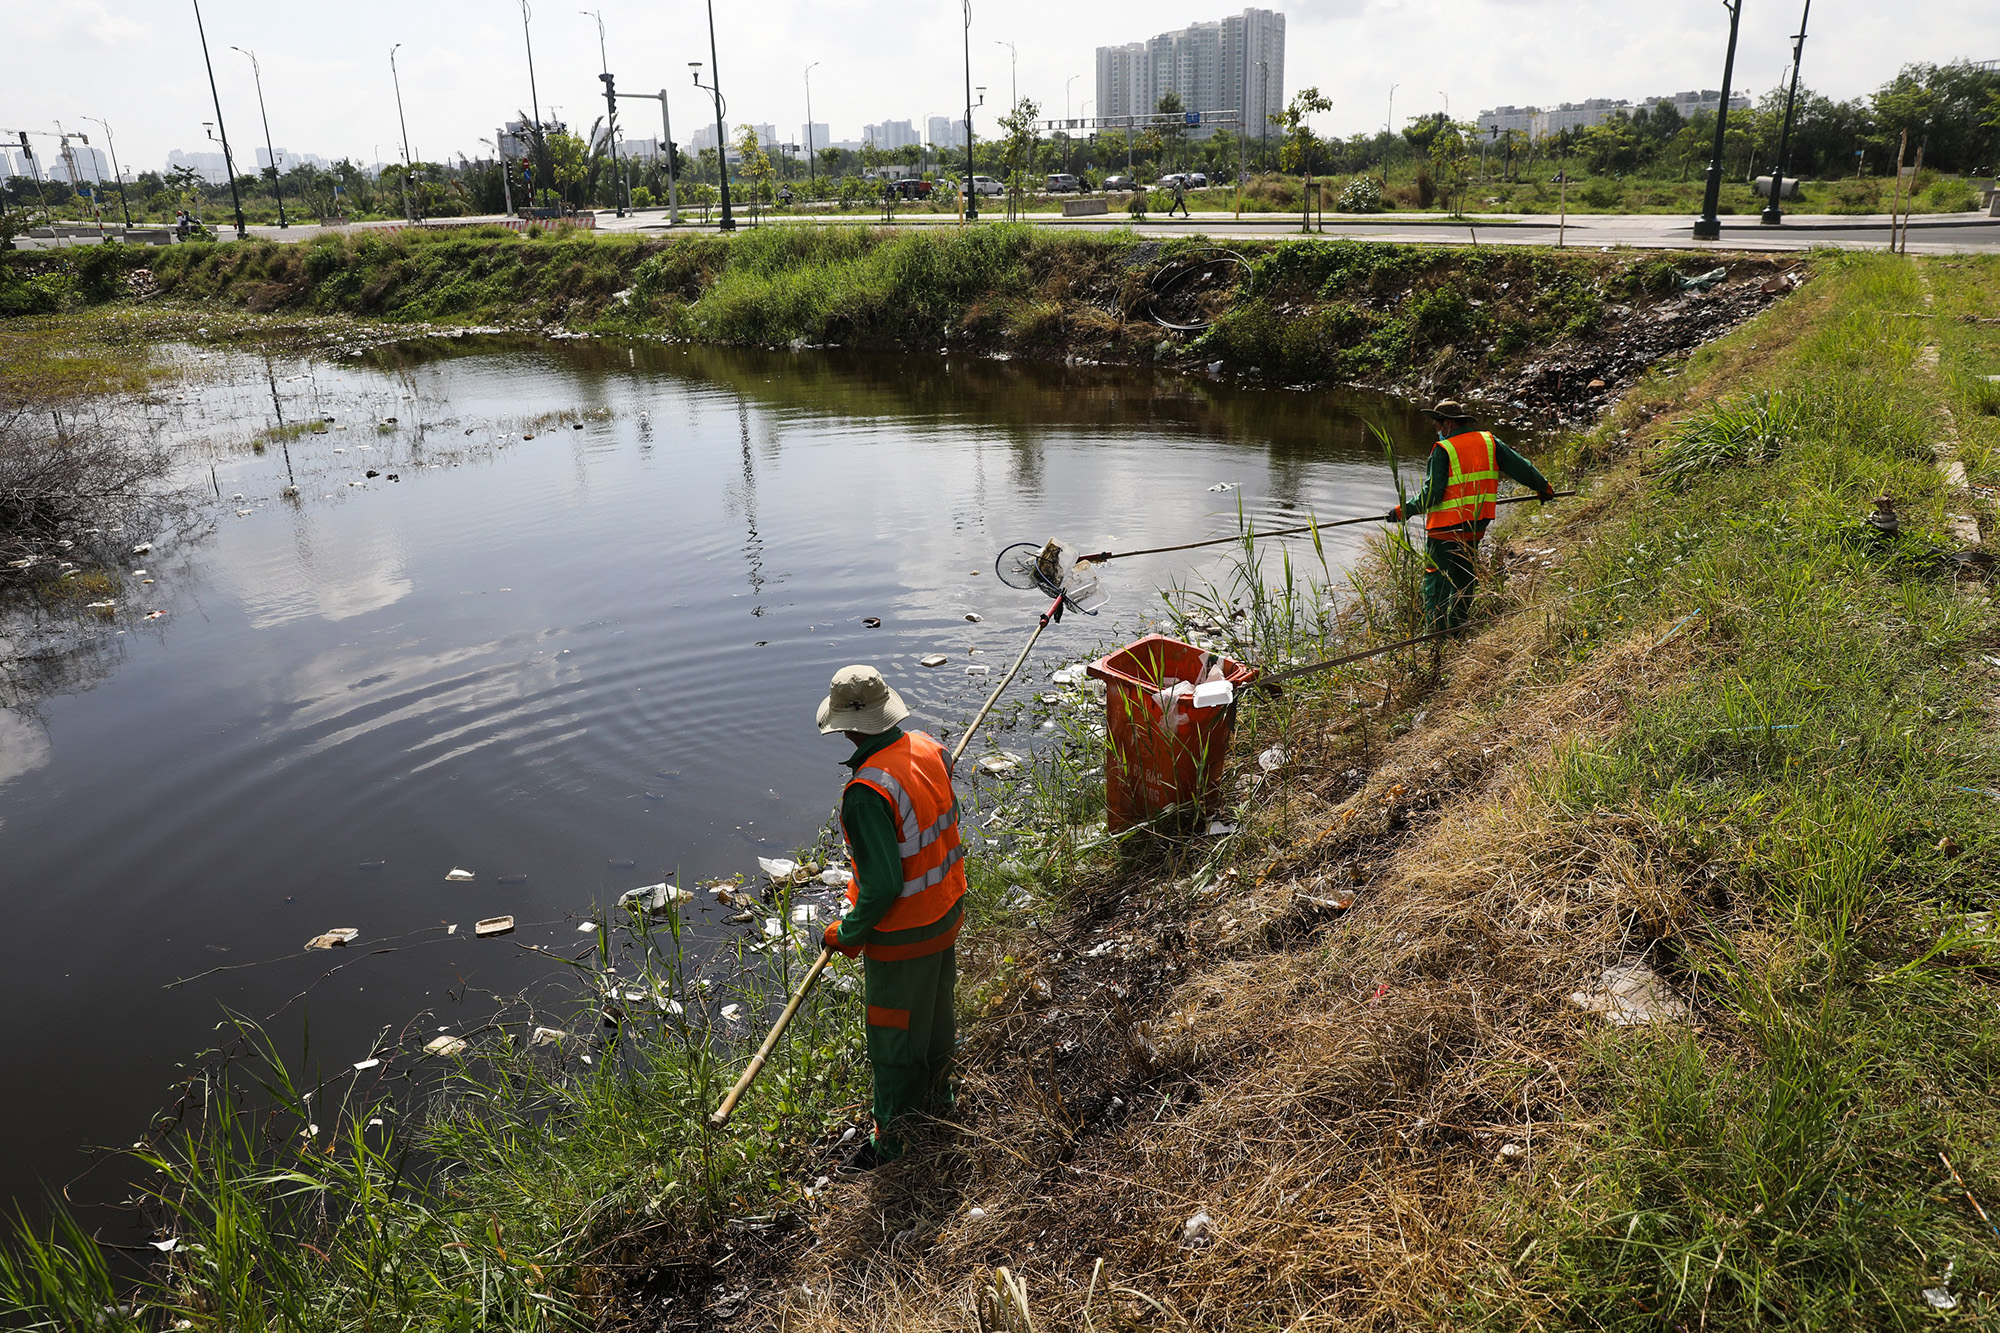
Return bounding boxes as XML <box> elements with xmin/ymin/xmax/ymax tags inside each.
<box><xmin>1087</xmin><ymin>634</ymin><xmax>1259</xmax><ymax>832</ymax></box>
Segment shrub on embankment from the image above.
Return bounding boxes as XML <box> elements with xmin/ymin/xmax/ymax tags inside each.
<box><xmin>5</xmin><ymin>230</ymin><xmax>1790</xmax><ymax>419</ymax></box>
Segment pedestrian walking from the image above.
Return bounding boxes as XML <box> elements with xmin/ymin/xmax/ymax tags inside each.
<box><xmin>1387</xmin><ymin>400</ymin><xmax>1555</xmax><ymax>631</ymax></box>
<box><xmin>815</xmin><ymin>665</ymin><xmax>966</xmax><ymax>1171</ymax></box>
<box><xmin>1167</xmin><ymin>174</ymin><xmax>1190</xmax><ymax>217</ymax></box>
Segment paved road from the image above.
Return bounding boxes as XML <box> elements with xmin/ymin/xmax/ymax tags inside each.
<box><xmin>16</xmin><ymin>208</ymin><xmax>2000</xmax><ymax>255</ymax></box>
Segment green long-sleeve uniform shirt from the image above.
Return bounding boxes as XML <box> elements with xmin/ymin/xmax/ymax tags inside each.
<box><xmin>1401</xmin><ymin>432</ymin><xmax>1552</xmax><ymax>536</ymax></box>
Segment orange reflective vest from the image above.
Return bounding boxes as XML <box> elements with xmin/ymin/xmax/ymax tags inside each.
<box><xmin>1425</xmin><ymin>431</ymin><xmax>1501</xmax><ymax>541</ymax></box>
<box><xmin>842</xmin><ymin>730</ymin><xmax>967</xmax><ymax>937</ymax></box>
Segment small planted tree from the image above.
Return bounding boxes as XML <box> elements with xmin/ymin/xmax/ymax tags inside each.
<box><xmin>997</xmin><ymin>97</ymin><xmax>1042</xmax><ymax>219</ymax></box>
<box><xmin>1273</xmin><ymin>86</ymin><xmax>1333</xmax><ymax>231</ymax></box>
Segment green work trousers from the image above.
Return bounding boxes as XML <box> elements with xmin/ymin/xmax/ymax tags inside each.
<box><xmin>1423</xmin><ymin>537</ymin><xmax>1481</xmax><ymax>632</ymax></box>
<box><xmin>862</xmin><ymin>945</ymin><xmax>956</xmax><ymax>1158</ymax></box>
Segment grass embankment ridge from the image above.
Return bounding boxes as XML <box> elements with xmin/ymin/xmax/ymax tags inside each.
<box><xmin>753</xmin><ymin>253</ymin><xmax>2000</xmax><ymax>1329</ymax></box>
<box><xmin>2</xmin><ymin>249</ymin><xmax>1995</xmax><ymax>1331</ymax></box>
<box><xmin>4</xmin><ymin>226</ymin><xmax>1791</xmax><ymax>425</ymax></box>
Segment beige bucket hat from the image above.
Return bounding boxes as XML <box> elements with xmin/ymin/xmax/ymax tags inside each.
<box><xmin>816</xmin><ymin>664</ymin><xmax>911</xmax><ymax>736</ymax></box>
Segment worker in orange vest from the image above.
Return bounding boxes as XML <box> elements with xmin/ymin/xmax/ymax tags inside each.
<box><xmin>1388</xmin><ymin>399</ymin><xmax>1555</xmax><ymax>631</ymax></box>
<box><xmin>816</xmin><ymin>665</ymin><xmax>966</xmax><ymax>1170</ymax></box>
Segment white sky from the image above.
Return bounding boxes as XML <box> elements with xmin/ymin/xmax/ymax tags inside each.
<box><xmin>3</xmin><ymin>0</ymin><xmax>1996</xmax><ymax>172</ymax></box>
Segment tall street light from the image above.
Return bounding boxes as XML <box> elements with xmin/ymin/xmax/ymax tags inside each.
<box><xmin>1066</xmin><ymin>74</ymin><xmax>1080</xmax><ymax>175</ymax></box>
<box><xmin>230</xmin><ymin>46</ymin><xmax>288</xmax><ymax>227</ymax></box>
<box><xmin>390</xmin><ymin>43</ymin><xmax>414</xmax><ymax>223</ymax></box>
<box><xmin>1693</xmin><ymin>0</ymin><xmax>1744</xmax><ymax>241</ymax></box>
<box><xmin>995</xmin><ymin>40</ymin><xmax>1016</xmax><ymax>112</ymax></box>
<box><xmin>962</xmin><ymin>0</ymin><xmax>978</xmax><ymax>220</ymax></box>
<box><xmin>691</xmin><ymin>65</ymin><xmax>734</xmax><ymax>226</ymax></box>
<box><xmin>190</xmin><ymin>0</ymin><xmax>247</xmax><ymax>238</ymax></box>
<box><xmin>582</xmin><ymin>10</ymin><xmax>623</xmax><ymax>217</ymax></box>
<box><xmin>805</xmin><ymin>62</ymin><xmax>821</xmax><ymax>193</ymax></box>
<box><xmin>1761</xmin><ymin>0</ymin><xmax>1810</xmax><ymax>226</ymax></box>
<box><xmin>80</xmin><ymin>117</ymin><xmax>132</xmax><ymax>228</ymax></box>
<box><xmin>519</xmin><ymin>0</ymin><xmax>545</xmax><ymax>209</ymax></box>
<box><xmin>1386</xmin><ymin>82</ymin><xmax>1398</xmax><ymax>184</ymax></box>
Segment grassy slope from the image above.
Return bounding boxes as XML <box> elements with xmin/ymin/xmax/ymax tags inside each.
<box><xmin>751</xmin><ymin>253</ymin><xmax>2000</xmax><ymax>1329</ymax></box>
<box><xmin>3</xmin><ymin>247</ymin><xmax>1996</xmax><ymax>1331</ymax></box>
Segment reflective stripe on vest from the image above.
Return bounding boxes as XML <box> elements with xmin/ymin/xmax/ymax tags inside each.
<box><xmin>842</xmin><ymin>730</ymin><xmax>968</xmax><ymax>933</ymax></box>
<box><xmin>1426</xmin><ymin>431</ymin><xmax>1500</xmax><ymax>540</ymax></box>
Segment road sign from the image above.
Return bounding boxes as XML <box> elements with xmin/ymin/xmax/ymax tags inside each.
<box><xmin>1185</xmin><ymin>111</ymin><xmax>1201</xmax><ymax>126</ymax></box>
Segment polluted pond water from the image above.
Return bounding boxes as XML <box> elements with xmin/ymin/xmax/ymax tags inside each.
<box><xmin>0</xmin><ymin>333</ymin><xmax>1521</xmax><ymax>1215</ymax></box>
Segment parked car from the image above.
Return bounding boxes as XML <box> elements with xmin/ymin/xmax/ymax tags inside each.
<box><xmin>1156</xmin><ymin>172</ymin><xmax>1189</xmax><ymax>190</ymax></box>
<box><xmin>1101</xmin><ymin>173</ymin><xmax>1138</xmax><ymax>192</ymax></box>
<box><xmin>889</xmin><ymin>178</ymin><xmax>935</xmax><ymax>199</ymax></box>
<box><xmin>1187</xmin><ymin>172</ymin><xmax>1209</xmax><ymax>188</ymax></box>
<box><xmin>1045</xmin><ymin>173</ymin><xmax>1083</xmax><ymax>193</ymax></box>
<box><xmin>966</xmin><ymin>174</ymin><xmax>1006</xmax><ymax>197</ymax></box>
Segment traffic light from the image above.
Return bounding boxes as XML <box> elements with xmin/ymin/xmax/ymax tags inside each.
<box><xmin>18</xmin><ymin>131</ymin><xmax>32</xmax><ymax>161</ymax></box>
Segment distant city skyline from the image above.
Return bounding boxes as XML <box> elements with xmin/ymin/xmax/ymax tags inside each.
<box><xmin>1</xmin><ymin>0</ymin><xmax>1993</xmax><ymax>179</ymax></box>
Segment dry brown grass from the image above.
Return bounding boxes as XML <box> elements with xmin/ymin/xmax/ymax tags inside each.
<box><xmin>723</xmin><ymin>503</ymin><xmax>1721</xmax><ymax>1330</ymax></box>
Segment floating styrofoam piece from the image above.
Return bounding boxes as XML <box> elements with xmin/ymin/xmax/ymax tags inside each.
<box><xmin>1570</xmin><ymin>961</ymin><xmax>1690</xmax><ymax>1026</ymax></box>
<box><xmin>762</xmin><ymin>917</ymin><xmax>784</xmax><ymax>938</ymax></box>
<box><xmin>978</xmin><ymin>754</ymin><xmax>1020</xmax><ymax>774</ymax></box>
<box><xmin>577</xmin><ymin>921</ymin><xmax>599</xmax><ymax>933</ymax></box>
<box><xmin>130</xmin><ymin>543</ymin><xmax>152</xmax><ymax>555</ymax></box>
<box><xmin>819</xmin><ymin>867</ymin><xmax>854</xmax><ymax>887</ymax></box>
<box><xmin>791</xmin><ymin>905</ymin><xmax>819</xmax><ymax>923</ymax></box>
<box><xmin>306</xmin><ymin>928</ymin><xmax>360</xmax><ymax>950</ymax></box>
<box><xmin>530</xmin><ymin>1027</ymin><xmax>568</xmax><ymax>1047</ymax></box>
<box><xmin>1208</xmin><ymin>482</ymin><xmax>1237</xmax><ymax>492</ymax></box>
<box><xmin>965</xmin><ymin>664</ymin><xmax>990</xmax><ymax>677</ymax></box>
<box><xmin>619</xmin><ymin>882</ymin><xmax>689</xmax><ymax>913</ymax></box>
<box><xmin>720</xmin><ymin>1003</ymin><xmax>743</xmax><ymax>1022</ymax></box>
<box><xmin>757</xmin><ymin>857</ymin><xmax>799</xmax><ymax>880</ymax></box>
<box><xmin>352</xmin><ymin>1058</ymin><xmax>381</xmax><ymax>1071</ymax></box>
<box><xmin>919</xmin><ymin>653</ymin><xmax>950</xmax><ymax>668</ymax></box>
<box><xmin>445</xmin><ymin>868</ymin><xmax>475</xmax><ymax>881</ymax></box>
<box><xmin>423</xmin><ymin>1035</ymin><xmax>467</xmax><ymax>1057</ymax></box>
<box><xmin>474</xmin><ymin>915</ymin><xmax>515</xmax><ymax>937</ymax></box>
<box><xmin>84</xmin><ymin>601</ymin><xmax>116</xmax><ymax>612</ymax></box>
<box><xmin>964</xmin><ymin>613</ymin><xmax>982</xmax><ymax>622</ymax></box>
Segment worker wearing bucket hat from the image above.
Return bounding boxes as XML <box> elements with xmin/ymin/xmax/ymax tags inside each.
<box><xmin>815</xmin><ymin>665</ymin><xmax>967</xmax><ymax>1170</ymax></box>
<box><xmin>1388</xmin><ymin>399</ymin><xmax>1556</xmax><ymax>631</ymax></box>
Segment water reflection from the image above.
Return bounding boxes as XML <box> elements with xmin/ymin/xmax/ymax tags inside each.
<box><xmin>0</xmin><ymin>336</ymin><xmax>1503</xmax><ymax>1214</ymax></box>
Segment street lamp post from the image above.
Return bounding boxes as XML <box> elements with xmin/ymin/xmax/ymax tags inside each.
<box><xmin>962</xmin><ymin>0</ymin><xmax>978</xmax><ymax>219</ymax></box>
<box><xmin>230</xmin><ymin>47</ymin><xmax>288</xmax><ymax>227</ymax></box>
<box><xmin>1761</xmin><ymin>0</ymin><xmax>1810</xmax><ymax>226</ymax></box>
<box><xmin>691</xmin><ymin>67</ymin><xmax>734</xmax><ymax>225</ymax></box>
<box><xmin>390</xmin><ymin>44</ymin><xmax>415</xmax><ymax>223</ymax></box>
<box><xmin>1066</xmin><ymin>74</ymin><xmax>1080</xmax><ymax>176</ymax></box>
<box><xmin>995</xmin><ymin>40</ymin><xmax>1016</xmax><ymax>112</ymax></box>
<box><xmin>582</xmin><ymin>10</ymin><xmax>623</xmax><ymax>217</ymax></box>
<box><xmin>1693</xmin><ymin>0</ymin><xmax>1744</xmax><ymax>241</ymax></box>
<box><xmin>1386</xmin><ymin>83</ymin><xmax>1398</xmax><ymax>185</ymax></box>
<box><xmin>189</xmin><ymin>0</ymin><xmax>247</xmax><ymax>238</ymax></box>
<box><xmin>805</xmin><ymin>62</ymin><xmax>821</xmax><ymax>193</ymax></box>
<box><xmin>81</xmin><ymin>117</ymin><xmax>132</xmax><ymax>228</ymax></box>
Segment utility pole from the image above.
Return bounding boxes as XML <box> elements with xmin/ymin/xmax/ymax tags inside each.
<box><xmin>231</xmin><ymin>47</ymin><xmax>288</xmax><ymax>227</ymax></box>
<box><xmin>1761</xmin><ymin>0</ymin><xmax>1810</xmax><ymax>226</ymax></box>
<box><xmin>582</xmin><ymin>10</ymin><xmax>623</xmax><ymax>217</ymax></box>
<box><xmin>520</xmin><ymin>0</ymin><xmax>546</xmax><ymax>209</ymax></box>
<box><xmin>694</xmin><ymin>0</ymin><xmax>734</xmax><ymax>231</ymax></box>
<box><xmin>481</xmin><ymin>138</ymin><xmax>513</xmax><ymax>214</ymax></box>
<box><xmin>805</xmin><ymin>62</ymin><xmax>821</xmax><ymax>194</ymax></box>
<box><xmin>81</xmin><ymin>117</ymin><xmax>132</xmax><ymax>228</ymax></box>
<box><xmin>962</xmin><ymin>0</ymin><xmax>978</xmax><ymax>219</ymax></box>
<box><xmin>1693</xmin><ymin>0</ymin><xmax>1744</xmax><ymax>240</ymax></box>
<box><xmin>190</xmin><ymin>0</ymin><xmax>247</xmax><ymax>238</ymax></box>
<box><xmin>390</xmin><ymin>44</ymin><xmax>415</xmax><ymax>222</ymax></box>
<box><xmin>623</xmin><ymin>91</ymin><xmax>680</xmax><ymax>223</ymax></box>
<box><xmin>1386</xmin><ymin>83</ymin><xmax>1398</xmax><ymax>185</ymax></box>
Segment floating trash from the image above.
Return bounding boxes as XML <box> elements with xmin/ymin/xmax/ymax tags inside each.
<box><xmin>757</xmin><ymin>857</ymin><xmax>800</xmax><ymax>881</ymax></box>
<box><xmin>720</xmin><ymin>1004</ymin><xmax>743</xmax><ymax>1022</ymax></box>
<box><xmin>964</xmin><ymin>612</ymin><xmax>982</xmax><ymax>623</ymax></box>
<box><xmin>305</xmin><ymin>928</ymin><xmax>360</xmax><ymax>950</ymax></box>
<box><xmin>763</xmin><ymin>917</ymin><xmax>784</xmax><ymax>938</ymax></box>
<box><xmin>352</xmin><ymin>1058</ymin><xmax>381</xmax><ymax>1071</ymax></box>
<box><xmin>978</xmin><ymin>754</ymin><xmax>1021</xmax><ymax>775</ymax></box>
<box><xmin>445</xmin><ymin>868</ymin><xmax>475</xmax><ymax>882</ymax></box>
<box><xmin>820</xmin><ymin>866</ymin><xmax>854</xmax><ymax>887</ymax></box>
<box><xmin>862</xmin><ymin>617</ymin><xmax>882</xmax><ymax>628</ymax></box>
<box><xmin>474</xmin><ymin>916</ymin><xmax>515</xmax><ymax>938</ymax></box>
<box><xmin>145</xmin><ymin>610</ymin><xmax>167</xmax><ymax>621</ymax></box>
<box><xmin>530</xmin><ymin>1027</ymin><xmax>568</xmax><ymax>1047</ymax></box>
<box><xmin>1208</xmin><ymin>482</ymin><xmax>1237</xmax><ymax>492</ymax></box>
<box><xmin>130</xmin><ymin>543</ymin><xmax>152</xmax><ymax>555</ymax></box>
<box><xmin>620</xmin><ymin>882</ymin><xmax>689</xmax><ymax>913</ymax></box>
<box><xmin>920</xmin><ymin>654</ymin><xmax>950</xmax><ymax>668</ymax></box>
<box><xmin>423</xmin><ymin>1035</ymin><xmax>467</xmax><ymax>1057</ymax></box>
<box><xmin>84</xmin><ymin>601</ymin><xmax>116</xmax><ymax>612</ymax></box>
<box><xmin>966</xmin><ymin>664</ymin><xmax>991</xmax><ymax>677</ymax></box>
<box><xmin>577</xmin><ymin>921</ymin><xmax>598</xmax><ymax>932</ymax></box>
